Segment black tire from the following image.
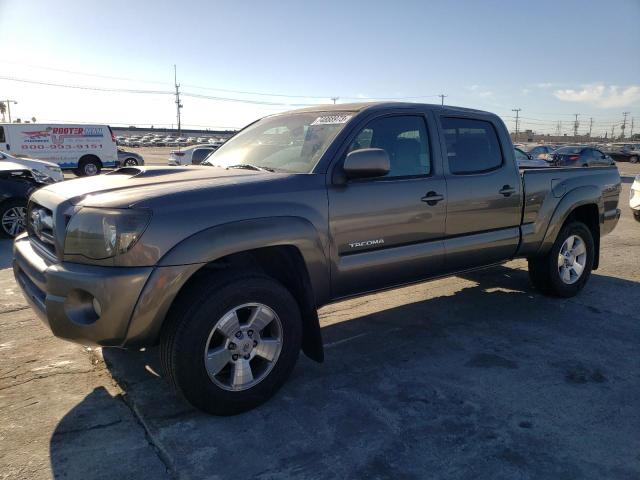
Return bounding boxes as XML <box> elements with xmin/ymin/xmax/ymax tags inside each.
<box><xmin>160</xmin><ymin>272</ymin><xmax>302</xmax><ymax>415</ymax></box>
<box><xmin>77</xmin><ymin>156</ymin><xmax>102</xmax><ymax>176</ymax></box>
<box><xmin>528</xmin><ymin>221</ymin><xmax>594</xmax><ymax>298</ymax></box>
<box><xmin>630</xmin><ymin>156</ymin><xmax>638</xmax><ymax>164</ymax></box>
<box><xmin>0</xmin><ymin>199</ymin><xmax>27</xmax><ymax>239</ymax></box>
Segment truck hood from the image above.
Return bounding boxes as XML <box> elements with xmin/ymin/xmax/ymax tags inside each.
<box><xmin>36</xmin><ymin>166</ymin><xmax>266</xmax><ymax>208</ymax></box>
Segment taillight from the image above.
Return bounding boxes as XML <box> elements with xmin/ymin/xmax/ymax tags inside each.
<box><xmin>568</xmin><ymin>155</ymin><xmax>580</xmax><ymax>161</ymax></box>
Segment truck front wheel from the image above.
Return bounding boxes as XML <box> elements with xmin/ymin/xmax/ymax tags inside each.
<box><xmin>160</xmin><ymin>273</ymin><xmax>302</xmax><ymax>415</ymax></box>
<box><xmin>528</xmin><ymin>221</ymin><xmax>594</xmax><ymax>297</ymax></box>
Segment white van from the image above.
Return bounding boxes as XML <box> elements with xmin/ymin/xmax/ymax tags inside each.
<box><xmin>0</xmin><ymin>123</ymin><xmax>118</xmax><ymax>176</ymax></box>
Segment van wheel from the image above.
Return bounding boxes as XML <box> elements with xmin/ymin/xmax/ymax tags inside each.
<box><xmin>528</xmin><ymin>221</ymin><xmax>594</xmax><ymax>297</ymax></box>
<box><xmin>160</xmin><ymin>273</ymin><xmax>302</xmax><ymax>415</ymax></box>
<box><xmin>0</xmin><ymin>199</ymin><xmax>27</xmax><ymax>238</ymax></box>
<box><xmin>77</xmin><ymin>156</ymin><xmax>102</xmax><ymax>176</ymax></box>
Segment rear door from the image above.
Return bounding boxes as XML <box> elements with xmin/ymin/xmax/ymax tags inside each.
<box><xmin>328</xmin><ymin>112</ymin><xmax>447</xmax><ymax>298</ymax></box>
<box><xmin>438</xmin><ymin>115</ymin><xmax>522</xmax><ymax>271</ymax></box>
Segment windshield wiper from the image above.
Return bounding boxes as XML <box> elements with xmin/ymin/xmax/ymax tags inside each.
<box><xmin>225</xmin><ymin>164</ymin><xmax>275</xmax><ymax>172</ymax></box>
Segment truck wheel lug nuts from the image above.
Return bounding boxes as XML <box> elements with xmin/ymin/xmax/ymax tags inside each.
<box><xmin>228</xmin><ymin>343</ymin><xmax>236</xmax><ymax>350</ymax></box>
<box><xmin>243</xmin><ymin>354</ymin><xmax>250</xmax><ymax>360</ymax></box>
<box><xmin>235</xmin><ymin>331</ymin><xmax>243</xmax><ymax>339</ymax></box>
<box><xmin>253</xmin><ymin>340</ymin><xmax>258</xmax><ymax>347</ymax></box>
<box><xmin>247</xmin><ymin>330</ymin><xmax>254</xmax><ymax>337</ymax></box>
<box><xmin>232</xmin><ymin>354</ymin><xmax>239</xmax><ymax>361</ymax></box>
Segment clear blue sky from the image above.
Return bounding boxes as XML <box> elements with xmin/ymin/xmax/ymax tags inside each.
<box><xmin>0</xmin><ymin>0</ymin><xmax>639</xmax><ymax>136</ymax></box>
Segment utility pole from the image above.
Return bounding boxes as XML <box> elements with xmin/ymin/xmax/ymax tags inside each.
<box><xmin>621</xmin><ymin>112</ymin><xmax>630</xmax><ymax>139</ymax></box>
<box><xmin>573</xmin><ymin>114</ymin><xmax>580</xmax><ymax>138</ymax></box>
<box><xmin>438</xmin><ymin>94</ymin><xmax>447</xmax><ymax>107</ymax></box>
<box><xmin>512</xmin><ymin>108</ymin><xmax>521</xmax><ymax>142</ymax></box>
<box><xmin>588</xmin><ymin>117</ymin><xmax>593</xmax><ymax>137</ymax></box>
<box><xmin>330</xmin><ymin>97</ymin><xmax>339</xmax><ymax>105</ymax></box>
<box><xmin>556</xmin><ymin>121</ymin><xmax>562</xmax><ymax>137</ymax></box>
<box><xmin>2</xmin><ymin>100</ymin><xmax>17</xmax><ymax>123</ymax></box>
<box><xmin>611</xmin><ymin>125</ymin><xmax>615</xmax><ymax>140</ymax></box>
<box><xmin>174</xmin><ymin>65</ymin><xmax>183</xmax><ymax>137</ymax></box>
<box><xmin>631</xmin><ymin>118</ymin><xmax>635</xmax><ymax>138</ymax></box>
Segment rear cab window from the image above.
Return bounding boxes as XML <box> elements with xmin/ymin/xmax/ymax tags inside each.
<box><xmin>441</xmin><ymin>117</ymin><xmax>503</xmax><ymax>174</ymax></box>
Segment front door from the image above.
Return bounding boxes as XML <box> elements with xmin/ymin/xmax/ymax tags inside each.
<box><xmin>328</xmin><ymin>113</ymin><xmax>447</xmax><ymax>298</ymax></box>
<box><xmin>438</xmin><ymin>116</ymin><xmax>522</xmax><ymax>271</ymax></box>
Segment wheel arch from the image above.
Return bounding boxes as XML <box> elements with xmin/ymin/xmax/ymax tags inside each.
<box><xmin>537</xmin><ymin>186</ymin><xmax>602</xmax><ymax>268</ymax></box>
<box><xmin>125</xmin><ymin>217</ymin><xmax>329</xmax><ymax>361</ymax></box>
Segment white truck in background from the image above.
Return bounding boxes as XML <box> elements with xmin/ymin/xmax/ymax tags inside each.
<box><xmin>0</xmin><ymin>123</ymin><xmax>118</xmax><ymax>176</ymax></box>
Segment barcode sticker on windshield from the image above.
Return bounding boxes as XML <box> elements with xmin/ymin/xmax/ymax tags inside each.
<box><xmin>311</xmin><ymin>115</ymin><xmax>352</xmax><ymax>125</ymax></box>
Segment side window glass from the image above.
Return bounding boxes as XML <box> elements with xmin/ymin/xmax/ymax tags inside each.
<box><xmin>192</xmin><ymin>149</ymin><xmax>211</xmax><ymax>164</ymax></box>
<box><xmin>0</xmin><ymin>127</ymin><xmax>4</xmax><ymax>143</ymax></box>
<box><xmin>441</xmin><ymin>117</ymin><xmax>503</xmax><ymax>174</ymax></box>
<box><xmin>347</xmin><ymin>116</ymin><xmax>430</xmax><ymax>177</ymax></box>
<box><xmin>514</xmin><ymin>149</ymin><xmax>528</xmax><ymax>162</ymax></box>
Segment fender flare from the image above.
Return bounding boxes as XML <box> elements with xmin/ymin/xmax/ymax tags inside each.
<box><xmin>536</xmin><ymin>185</ymin><xmax>603</xmax><ymax>256</ymax></box>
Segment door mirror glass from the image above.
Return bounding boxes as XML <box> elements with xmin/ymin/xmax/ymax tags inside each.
<box><xmin>343</xmin><ymin>148</ymin><xmax>390</xmax><ymax>179</ymax></box>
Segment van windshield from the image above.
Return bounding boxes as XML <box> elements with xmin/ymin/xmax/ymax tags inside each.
<box><xmin>202</xmin><ymin>111</ymin><xmax>354</xmax><ymax>173</ymax></box>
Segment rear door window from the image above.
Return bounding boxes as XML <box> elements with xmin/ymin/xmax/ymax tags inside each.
<box><xmin>441</xmin><ymin>117</ymin><xmax>503</xmax><ymax>174</ymax></box>
<box><xmin>0</xmin><ymin>127</ymin><xmax>5</xmax><ymax>143</ymax></box>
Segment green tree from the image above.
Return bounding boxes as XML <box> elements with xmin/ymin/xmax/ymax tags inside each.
<box><xmin>0</xmin><ymin>102</ymin><xmax>6</xmax><ymax>122</ymax></box>
<box><xmin>31</xmin><ymin>117</ymin><xmax>36</xmax><ymax>123</ymax></box>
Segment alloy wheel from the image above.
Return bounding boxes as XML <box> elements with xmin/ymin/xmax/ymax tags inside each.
<box><xmin>557</xmin><ymin>234</ymin><xmax>587</xmax><ymax>284</ymax></box>
<box><xmin>1</xmin><ymin>206</ymin><xmax>26</xmax><ymax>237</ymax></box>
<box><xmin>203</xmin><ymin>303</ymin><xmax>283</xmax><ymax>391</ymax></box>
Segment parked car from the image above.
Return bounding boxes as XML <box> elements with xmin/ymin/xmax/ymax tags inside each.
<box><xmin>0</xmin><ymin>123</ymin><xmax>118</xmax><ymax>176</ymax></box>
<box><xmin>514</xmin><ymin>147</ymin><xmax>549</xmax><ymax>168</ymax></box>
<box><xmin>0</xmin><ymin>163</ymin><xmax>50</xmax><ymax>238</ymax></box>
<box><xmin>604</xmin><ymin>145</ymin><xmax>639</xmax><ymax>163</ymax></box>
<box><xmin>14</xmin><ymin>102</ymin><xmax>621</xmax><ymax>415</ymax></box>
<box><xmin>117</xmin><ymin>149</ymin><xmax>145</xmax><ymax>167</ymax></box>
<box><xmin>631</xmin><ymin>175</ymin><xmax>640</xmax><ymax>222</ymax></box>
<box><xmin>0</xmin><ymin>151</ymin><xmax>64</xmax><ymax>182</ymax></box>
<box><xmin>168</xmin><ymin>144</ymin><xmax>217</xmax><ymax>165</ymax></box>
<box><xmin>526</xmin><ymin>145</ymin><xmax>555</xmax><ymax>161</ymax></box>
<box><xmin>551</xmin><ymin>146</ymin><xmax>614</xmax><ymax>167</ymax></box>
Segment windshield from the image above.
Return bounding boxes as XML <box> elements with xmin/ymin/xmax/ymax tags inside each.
<box><xmin>555</xmin><ymin>146</ymin><xmax>583</xmax><ymax>154</ymax></box>
<box><xmin>202</xmin><ymin>111</ymin><xmax>355</xmax><ymax>173</ymax></box>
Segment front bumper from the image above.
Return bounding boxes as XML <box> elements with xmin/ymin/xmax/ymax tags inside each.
<box><xmin>13</xmin><ymin>234</ymin><xmax>153</xmax><ymax>346</ymax></box>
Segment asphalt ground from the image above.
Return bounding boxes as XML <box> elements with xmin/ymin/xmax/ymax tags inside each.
<box><xmin>2</xmin><ymin>162</ymin><xmax>639</xmax><ymax>479</ymax></box>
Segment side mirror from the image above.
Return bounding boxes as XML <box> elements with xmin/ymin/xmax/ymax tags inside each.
<box><xmin>343</xmin><ymin>148</ymin><xmax>390</xmax><ymax>179</ymax></box>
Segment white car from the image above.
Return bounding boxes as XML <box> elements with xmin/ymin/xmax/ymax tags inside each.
<box><xmin>0</xmin><ymin>151</ymin><xmax>64</xmax><ymax>182</ymax></box>
<box><xmin>631</xmin><ymin>175</ymin><xmax>640</xmax><ymax>222</ymax></box>
<box><xmin>168</xmin><ymin>144</ymin><xmax>217</xmax><ymax>165</ymax></box>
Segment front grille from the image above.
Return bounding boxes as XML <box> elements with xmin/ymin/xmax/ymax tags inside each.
<box><xmin>26</xmin><ymin>201</ymin><xmax>56</xmax><ymax>257</ymax></box>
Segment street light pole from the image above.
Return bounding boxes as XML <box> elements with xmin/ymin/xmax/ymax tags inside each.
<box><xmin>512</xmin><ymin>108</ymin><xmax>521</xmax><ymax>142</ymax></box>
<box><xmin>3</xmin><ymin>100</ymin><xmax>17</xmax><ymax>123</ymax></box>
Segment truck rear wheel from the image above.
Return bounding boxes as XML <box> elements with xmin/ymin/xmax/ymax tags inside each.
<box><xmin>528</xmin><ymin>221</ymin><xmax>594</xmax><ymax>297</ymax></box>
<box><xmin>160</xmin><ymin>273</ymin><xmax>302</xmax><ymax>415</ymax></box>
<box><xmin>76</xmin><ymin>156</ymin><xmax>102</xmax><ymax>176</ymax></box>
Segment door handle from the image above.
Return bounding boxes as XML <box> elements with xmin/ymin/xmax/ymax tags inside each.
<box><xmin>499</xmin><ymin>185</ymin><xmax>516</xmax><ymax>197</ymax></box>
<box><xmin>421</xmin><ymin>191</ymin><xmax>444</xmax><ymax>205</ymax></box>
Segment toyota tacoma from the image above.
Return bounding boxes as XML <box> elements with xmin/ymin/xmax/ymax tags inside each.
<box><xmin>13</xmin><ymin>102</ymin><xmax>621</xmax><ymax>415</ymax></box>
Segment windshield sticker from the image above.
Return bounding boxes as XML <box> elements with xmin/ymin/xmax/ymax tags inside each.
<box><xmin>311</xmin><ymin>115</ymin><xmax>352</xmax><ymax>126</ymax></box>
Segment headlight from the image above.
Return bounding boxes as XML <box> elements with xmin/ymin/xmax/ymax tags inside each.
<box><xmin>45</xmin><ymin>165</ymin><xmax>62</xmax><ymax>173</ymax></box>
<box><xmin>31</xmin><ymin>169</ymin><xmax>54</xmax><ymax>184</ymax></box>
<box><xmin>64</xmin><ymin>208</ymin><xmax>151</xmax><ymax>260</ymax></box>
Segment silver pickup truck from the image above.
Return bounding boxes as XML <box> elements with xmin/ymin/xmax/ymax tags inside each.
<box><xmin>13</xmin><ymin>102</ymin><xmax>621</xmax><ymax>414</ymax></box>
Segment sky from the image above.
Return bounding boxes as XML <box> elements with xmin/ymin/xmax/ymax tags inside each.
<box><xmin>0</xmin><ymin>0</ymin><xmax>639</xmax><ymax>136</ymax></box>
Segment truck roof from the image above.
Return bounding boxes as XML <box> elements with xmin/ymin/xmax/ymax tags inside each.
<box><xmin>282</xmin><ymin>101</ymin><xmax>491</xmax><ymax>117</ymax></box>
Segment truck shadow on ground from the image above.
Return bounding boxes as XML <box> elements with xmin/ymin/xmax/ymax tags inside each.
<box><xmin>49</xmin><ymin>265</ymin><xmax>640</xmax><ymax>479</ymax></box>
